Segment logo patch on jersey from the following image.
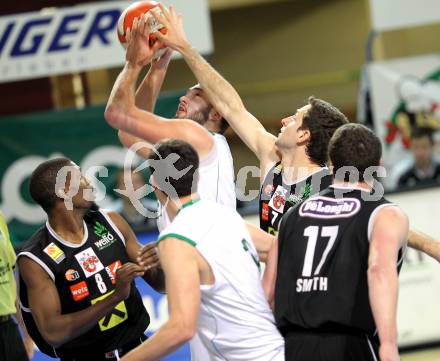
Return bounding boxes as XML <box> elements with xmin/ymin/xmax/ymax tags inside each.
<box><xmin>94</xmin><ymin>221</ymin><xmax>108</xmax><ymax>237</ymax></box>
<box><xmin>268</xmin><ymin>185</ymin><xmax>288</xmax><ymax>213</ymax></box>
<box><xmin>74</xmin><ymin>247</ymin><xmax>104</xmax><ymax>278</ymax></box>
<box><xmin>94</xmin><ymin>233</ymin><xmax>116</xmax><ymax>251</ymax></box>
<box><xmin>65</xmin><ymin>269</ymin><xmax>80</xmax><ymax>282</ymax></box>
<box><xmin>105</xmin><ymin>260</ymin><xmax>122</xmax><ymax>285</ymax></box>
<box><xmin>70</xmin><ymin>281</ymin><xmax>89</xmax><ymax>301</ymax></box>
<box><xmin>91</xmin><ymin>291</ymin><xmax>127</xmax><ymax>331</ymax></box>
<box><xmin>299</xmin><ymin>197</ymin><xmax>361</xmax><ymax>219</ymax></box>
<box><xmin>43</xmin><ymin>242</ymin><xmax>65</xmax><ymax>264</ymax></box>
<box><xmin>273</xmin><ymin>164</ymin><xmax>283</xmax><ymax>175</ymax></box>
<box><xmin>261</xmin><ymin>203</ymin><xmax>269</xmax><ymax>221</ymax></box>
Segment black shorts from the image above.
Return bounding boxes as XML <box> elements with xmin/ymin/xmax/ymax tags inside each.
<box><xmin>0</xmin><ymin>317</ymin><xmax>29</xmax><ymax>361</ymax></box>
<box><xmin>284</xmin><ymin>330</ymin><xmax>379</xmax><ymax>361</ymax></box>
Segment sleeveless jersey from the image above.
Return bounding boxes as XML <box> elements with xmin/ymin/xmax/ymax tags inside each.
<box><xmin>259</xmin><ymin>163</ymin><xmax>332</xmax><ymax>234</ymax></box>
<box><xmin>274</xmin><ymin>185</ymin><xmax>406</xmax><ymax>337</ymax></box>
<box><xmin>157</xmin><ymin>132</ymin><xmax>236</xmax><ymax>232</ymax></box>
<box><xmin>158</xmin><ymin>199</ymin><xmax>284</xmax><ymax>361</ymax></box>
<box><xmin>17</xmin><ymin>209</ymin><xmax>149</xmax><ymax>358</ymax></box>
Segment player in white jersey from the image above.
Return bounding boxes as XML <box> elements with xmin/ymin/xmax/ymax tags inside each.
<box><xmin>105</xmin><ymin>15</ymin><xmax>236</xmax><ymax>228</ymax></box>
<box><xmin>122</xmin><ymin>139</ymin><xmax>284</xmax><ymax>361</ymax></box>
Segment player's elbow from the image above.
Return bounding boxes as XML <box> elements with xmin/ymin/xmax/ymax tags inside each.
<box><xmin>172</xmin><ymin>318</ymin><xmax>197</xmax><ymax>344</ymax></box>
<box><xmin>104</xmin><ymin>105</ymin><xmax>123</xmax><ymax>129</ymax></box>
<box><xmin>42</xmin><ymin>329</ymin><xmax>66</xmax><ymax>348</ymax></box>
<box><xmin>367</xmin><ymin>261</ymin><xmax>396</xmax><ymax>283</ymax></box>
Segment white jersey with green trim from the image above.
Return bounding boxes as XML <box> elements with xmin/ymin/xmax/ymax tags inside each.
<box><xmin>157</xmin><ymin>133</ymin><xmax>236</xmax><ymax>232</ymax></box>
<box><xmin>158</xmin><ymin>199</ymin><xmax>284</xmax><ymax>361</ymax></box>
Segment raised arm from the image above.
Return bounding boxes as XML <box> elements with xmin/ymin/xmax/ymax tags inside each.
<box><xmin>152</xmin><ymin>6</ymin><xmax>278</xmax><ymax>166</ymax></box>
<box><xmin>407</xmin><ymin>228</ymin><xmax>440</xmax><ymax>262</ymax></box>
<box><xmin>18</xmin><ymin>257</ymin><xmax>143</xmax><ymax>348</ymax></box>
<box><xmin>122</xmin><ymin>238</ymin><xmax>200</xmax><ymax>361</ymax></box>
<box><xmin>135</xmin><ymin>49</ymin><xmax>173</xmax><ymax>112</ymax></box>
<box><xmin>368</xmin><ymin>206</ymin><xmax>408</xmax><ymax>361</ymax></box>
<box><xmin>104</xmin><ymin>16</ymin><xmax>213</xmax><ymax>159</ymax></box>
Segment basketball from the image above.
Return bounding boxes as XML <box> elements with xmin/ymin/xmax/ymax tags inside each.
<box><xmin>117</xmin><ymin>1</ymin><xmax>167</xmax><ymax>58</ymax></box>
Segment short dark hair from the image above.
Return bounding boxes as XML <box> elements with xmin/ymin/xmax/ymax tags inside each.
<box><xmin>411</xmin><ymin>127</ymin><xmax>434</xmax><ymax>144</ymax></box>
<box><xmin>29</xmin><ymin>157</ymin><xmax>72</xmax><ymax>213</ymax></box>
<box><xmin>300</xmin><ymin>97</ymin><xmax>349</xmax><ymax>165</ymax></box>
<box><xmin>329</xmin><ymin>123</ymin><xmax>382</xmax><ymax>182</ymax></box>
<box><xmin>148</xmin><ymin>139</ymin><xmax>199</xmax><ymax>198</ymax></box>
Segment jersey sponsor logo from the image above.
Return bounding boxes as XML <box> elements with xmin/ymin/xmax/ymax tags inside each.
<box><xmin>94</xmin><ymin>221</ymin><xmax>117</xmax><ymax>250</ymax></box>
<box><xmin>70</xmin><ymin>281</ymin><xmax>89</xmax><ymax>301</ymax></box>
<box><xmin>105</xmin><ymin>260</ymin><xmax>121</xmax><ymax>285</ymax></box>
<box><xmin>286</xmin><ymin>183</ymin><xmax>313</xmax><ymax>205</ymax></box>
<box><xmin>261</xmin><ymin>203</ymin><xmax>269</xmax><ymax>221</ymax></box>
<box><xmin>43</xmin><ymin>242</ymin><xmax>65</xmax><ymax>264</ymax></box>
<box><xmin>74</xmin><ymin>247</ymin><xmax>104</xmax><ymax>278</ymax></box>
<box><xmin>65</xmin><ymin>269</ymin><xmax>80</xmax><ymax>282</ymax></box>
<box><xmin>268</xmin><ymin>185</ymin><xmax>288</xmax><ymax>213</ymax></box>
<box><xmin>299</xmin><ymin>197</ymin><xmax>361</xmax><ymax>219</ymax></box>
<box><xmin>91</xmin><ymin>290</ymin><xmax>127</xmax><ymax>331</ymax></box>
<box><xmin>273</xmin><ymin>164</ymin><xmax>283</xmax><ymax>175</ymax></box>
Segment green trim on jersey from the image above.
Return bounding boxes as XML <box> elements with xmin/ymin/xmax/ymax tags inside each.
<box><xmin>177</xmin><ymin>198</ymin><xmax>200</xmax><ymax>214</ymax></box>
<box><xmin>157</xmin><ymin>233</ymin><xmax>197</xmax><ymax>247</ymax></box>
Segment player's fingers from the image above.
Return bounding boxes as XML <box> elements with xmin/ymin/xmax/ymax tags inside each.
<box><xmin>151</xmin><ymin>7</ymin><xmax>169</xmax><ymax>28</ymax></box>
<box><xmin>126</xmin><ymin>27</ymin><xmax>132</xmax><ymax>43</ymax></box>
<box><xmin>158</xmin><ymin>3</ymin><xmax>170</xmax><ymax>20</ymax></box>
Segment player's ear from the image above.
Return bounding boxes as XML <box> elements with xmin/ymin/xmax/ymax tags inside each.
<box><xmin>298</xmin><ymin>128</ymin><xmax>311</xmax><ymax>143</ymax></box>
<box><xmin>209</xmin><ymin>108</ymin><xmax>222</xmax><ymax>122</ymax></box>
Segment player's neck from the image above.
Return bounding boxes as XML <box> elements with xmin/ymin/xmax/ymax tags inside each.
<box><xmin>166</xmin><ymin>193</ymin><xmax>200</xmax><ymax>222</ymax></box>
<box><xmin>332</xmin><ymin>180</ymin><xmax>372</xmax><ymax>192</ymax></box>
<box><xmin>280</xmin><ymin>149</ymin><xmax>321</xmax><ymax>183</ymax></box>
<box><xmin>48</xmin><ymin>207</ymin><xmax>88</xmax><ymax>244</ymax></box>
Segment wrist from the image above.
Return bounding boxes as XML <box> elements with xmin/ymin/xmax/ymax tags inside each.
<box><xmin>125</xmin><ymin>61</ymin><xmax>143</xmax><ymax>74</ymax></box>
<box><xmin>176</xmin><ymin>40</ymin><xmax>192</xmax><ymax>56</ymax></box>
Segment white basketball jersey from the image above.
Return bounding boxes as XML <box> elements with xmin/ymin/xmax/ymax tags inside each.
<box><xmin>158</xmin><ymin>199</ymin><xmax>285</xmax><ymax>361</ymax></box>
<box><xmin>157</xmin><ymin>133</ymin><xmax>236</xmax><ymax>231</ymax></box>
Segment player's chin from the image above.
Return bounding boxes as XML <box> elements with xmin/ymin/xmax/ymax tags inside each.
<box><xmin>175</xmin><ymin>109</ymin><xmax>186</xmax><ymax>118</ymax></box>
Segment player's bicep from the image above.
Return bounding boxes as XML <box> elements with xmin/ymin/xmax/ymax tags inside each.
<box><xmin>18</xmin><ymin>257</ymin><xmax>62</xmax><ymax>336</ymax></box>
<box><xmin>158</xmin><ymin>238</ymin><xmax>200</xmax><ymax>331</ymax></box>
<box><xmin>128</xmin><ymin>109</ymin><xmax>213</xmax><ymax>157</ymax></box>
<box><xmin>369</xmin><ymin>206</ymin><xmax>408</xmax><ymax>267</ymax></box>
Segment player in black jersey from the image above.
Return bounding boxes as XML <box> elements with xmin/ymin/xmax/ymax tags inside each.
<box><xmin>267</xmin><ymin>124</ymin><xmax>408</xmax><ymax>361</ymax></box>
<box><xmin>18</xmin><ymin>158</ymin><xmax>162</xmax><ymax>361</ymax></box>
<box><xmin>154</xmin><ymin>9</ymin><xmax>440</xmax><ymax>261</ymax></box>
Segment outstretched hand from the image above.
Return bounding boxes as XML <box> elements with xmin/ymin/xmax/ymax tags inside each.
<box><xmin>151</xmin><ymin>4</ymin><xmax>190</xmax><ymax>52</ymax></box>
<box><xmin>126</xmin><ymin>15</ymin><xmax>162</xmax><ymax>67</ymax></box>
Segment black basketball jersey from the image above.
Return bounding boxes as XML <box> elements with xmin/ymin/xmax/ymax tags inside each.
<box><xmin>18</xmin><ymin>209</ymin><xmax>150</xmax><ymax>358</ymax></box>
<box><xmin>259</xmin><ymin>163</ymin><xmax>332</xmax><ymax>234</ymax></box>
<box><xmin>274</xmin><ymin>185</ymin><xmax>405</xmax><ymax>336</ymax></box>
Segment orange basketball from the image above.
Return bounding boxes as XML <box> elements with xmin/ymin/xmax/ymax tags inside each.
<box><xmin>117</xmin><ymin>1</ymin><xmax>167</xmax><ymax>52</ymax></box>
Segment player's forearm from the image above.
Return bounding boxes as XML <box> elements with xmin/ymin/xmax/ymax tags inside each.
<box><xmin>408</xmin><ymin>228</ymin><xmax>440</xmax><ymax>262</ymax></box>
<box><xmin>122</xmin><ymin>319</ymin><xmax>193</xmax><ymax>361</ymax></box>
<box><xmin>179</xmin><ymin>44</ymin><xmax>244</xmax><ymax>120</ymax></box>
<box><xmin>42</xmin><ymin>293</ymin><xmax>121</xmax><ymax>347</ymax></box>
<box><xmin>135</xmin><ymin>67</ymin><xmax>167</xmax><ymax>111</ymax></box>
<box><xmin>368</xmin><ymin>263</ymin><xmax>398</xmax><ymax>346</ymax></box>
<box><xmin>105</xmin><ymin>63</ymin><xmax>142</xmax><ymax>130</ymax></box>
